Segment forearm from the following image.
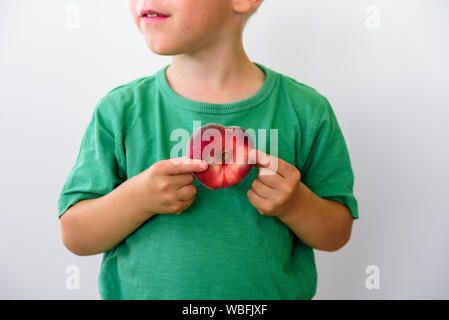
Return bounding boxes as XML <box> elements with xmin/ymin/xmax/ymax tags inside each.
<box><xmin>59</xmin><ymin>174</ymin><xmax>154</xmax><ymax>256</ymax></box>
<box><xmin>278</xmin><ymin>182</ymin><xmax>353</xmax><ymax>251</ymax></box>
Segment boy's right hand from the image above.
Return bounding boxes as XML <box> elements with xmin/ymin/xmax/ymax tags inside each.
<box><xmin>133</xmin><ymin>157</ymin><xmax>208</xmax><ymax>217</ymax></box>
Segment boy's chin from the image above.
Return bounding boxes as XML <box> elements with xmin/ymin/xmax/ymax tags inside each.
<box><xmin>145</xmin><ymin>41</ymin><xmax>184</xmax><ymax>56</ymax></box>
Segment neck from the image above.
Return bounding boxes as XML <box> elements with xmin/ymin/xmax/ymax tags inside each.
<box><xmin>166</xmin><ymin>27</ymin><xmax>263</xmax><ymax>95</ymax></box>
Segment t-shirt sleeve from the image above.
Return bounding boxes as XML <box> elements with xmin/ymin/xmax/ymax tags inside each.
<box><xmin>57</xmin><ymin>98</ymin><xmax>126</xmax><ymax>218</ymax></box>
<box><xmin>301</xmin><ymin>97</ymin><xmax>359</xmax><ymax>219</ymax></box>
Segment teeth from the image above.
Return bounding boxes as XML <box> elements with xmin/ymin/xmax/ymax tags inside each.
<box><xmin>146</xmin><ymin>13</ymin><xmax>162</xmax><ymax>17</ymax></box>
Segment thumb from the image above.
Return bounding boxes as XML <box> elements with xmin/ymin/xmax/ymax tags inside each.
<box><xmin>248</xmin><ymin>149</ymin><xmax>277</xmax><ymax>176</ymax></box>
<box><xmin>248</xmin><ymin>149</ymin><xmax>271</xmax><ymax>167</ymax></box>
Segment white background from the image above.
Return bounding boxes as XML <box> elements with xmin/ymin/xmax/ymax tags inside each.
<box><xmin>1</xmin><ymin>0</ymin><xmax>448</xmax><ymax>299</ymax></box>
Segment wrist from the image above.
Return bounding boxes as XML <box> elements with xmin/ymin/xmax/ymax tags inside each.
<box><xmin>126</xmin><ymin>173</ymin><xmax>156</xmax><ymax>221</ymax></box>
<box><xmin>278</xmin><ymin>182</ymin><xmax>307</xmax><ymax>224</ymax></box>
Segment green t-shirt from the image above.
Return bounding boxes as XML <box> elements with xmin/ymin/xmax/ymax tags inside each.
<box><xmin>57</xmin><ymin>62</ymin><xmax>358</xmax><ymax>300</ymax></box>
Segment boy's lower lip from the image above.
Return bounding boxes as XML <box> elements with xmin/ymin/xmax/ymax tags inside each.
<box><xmin>141</xmin><ymin>16</ymin><xmax>169</xmax><ymax>22</ymax></box>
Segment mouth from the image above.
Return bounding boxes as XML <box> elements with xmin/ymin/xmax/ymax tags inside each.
<box><xmin>140</xmin><ymin>9</ymin><xmax>169</xmax><ymax>21</ymax></box>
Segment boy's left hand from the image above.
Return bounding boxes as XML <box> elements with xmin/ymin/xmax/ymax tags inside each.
<box><xmin>247</xmin><ymin>149</ymin><xmax>302</xmax><ymax>217</ymax></box>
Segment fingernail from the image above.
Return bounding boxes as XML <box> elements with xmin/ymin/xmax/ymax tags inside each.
<box><xmin>249</xmin><ymin>150</ymin><xmax>256</xmax><ymax>161</ymax></box>
<box><xmin>200</xmin><ymin>162</ymin><xmax>207</xmax><ymax>169</ymax></box>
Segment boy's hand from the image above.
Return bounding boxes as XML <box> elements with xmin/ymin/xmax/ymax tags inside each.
<box><xmin>135</xmin><ymin>157</ymin><xmax>208</xmax><ymax>217</ymax></box>
<box><xmin>247</xmin><ymin>150</ymin><xmax>302</xmax><ymax>218</ymax></box>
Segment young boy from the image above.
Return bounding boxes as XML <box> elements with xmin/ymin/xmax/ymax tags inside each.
<box><xmin>58</xmin><ymin>0</ymin><xmax>358</xmax><ymax>300</ymax></box>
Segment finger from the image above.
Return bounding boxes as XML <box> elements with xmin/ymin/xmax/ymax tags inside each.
<box><xmin>248</xmin><ymin>150</ymin><xmax>292</xmax><ymax>178</ymax></box>
<box><xmin>176</xmin><ymin>184</ymin><xmax>197</xmax><ymax>201</ymax></box>
<box><xmin>163</xmin><ymin>157</ymin><xmax>208</xmax><ymax>175</ymax></box>
<box><xmin>256</xmin><ymin>171</ymin><xmax>286</xmax><ymax>191</ymax></box>
<box><xmin>251</xmin><ymin>178</ymin><xmax>280</xmax><ymax>200</ymax></box>
<box><xmin>174</xmin><ymin>197</ymin><xmax>195</xmax><ymax>214</ymax></box>
<box><xmin>171</xmin><ymin>173</ymin><xmax>195</xmax><ymax>188</ymax></box>
<box><xmin>247</xmin><ymin>189</ymin><xmax>273</xmax><ymax>214</ymax></box>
